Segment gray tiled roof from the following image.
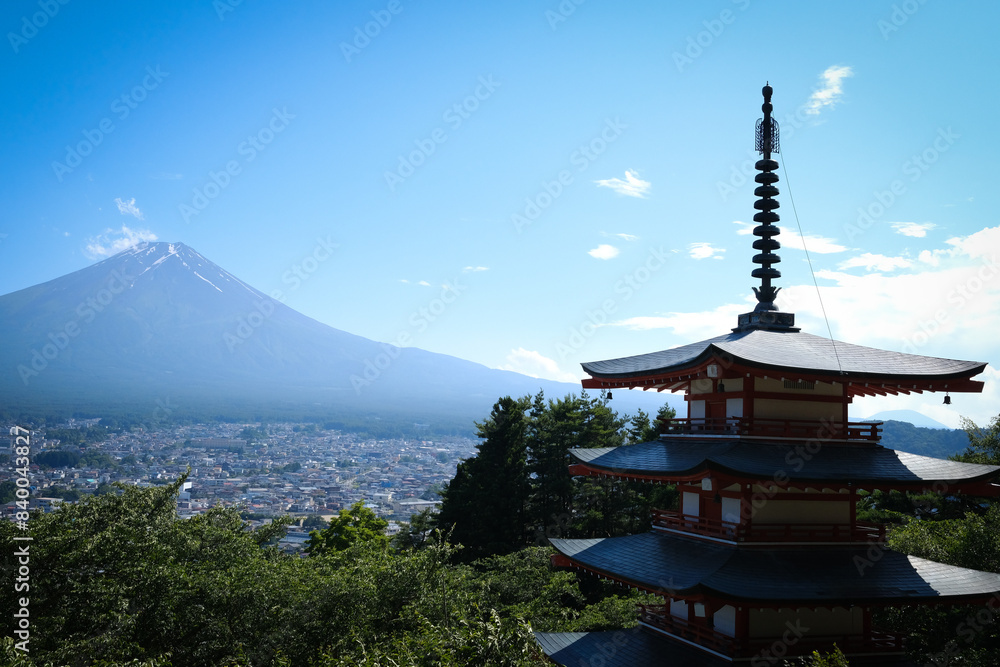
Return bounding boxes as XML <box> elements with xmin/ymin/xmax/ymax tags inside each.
<box><xmin>534</xmin><ymin>630</ymin><xmax>918</xmax><ymax>666</ymax></box>
<box><xmin>550</xmin><ymin>532</ymin><xmax>1000</xmax><ymax>604</ymax></box>
<box><xmin>570</xmin><ymin>439</ymin><xmax>1000</xmax><ymax>485</ymax></box>
<box><xmin>534</xmin><ymin>629</ymin><xmax>729</xmax><ymax>666</ymax></box>
<box><xmin>581</xmin><ymin>329</ymin><xmax>985</xmax><ymax>380</ymax></box>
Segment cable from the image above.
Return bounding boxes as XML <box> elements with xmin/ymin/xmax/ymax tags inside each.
<box><xmin>779</xmin><ymin>145</ymin><xmax>845</xmax><ymax>375</ymax></box>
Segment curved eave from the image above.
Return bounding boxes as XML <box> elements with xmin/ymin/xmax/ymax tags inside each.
<box><xmin>566</xmin><ymin>440</ymin><xmax>1000</xmax><ymax>494</ymax></box>
<box><xmin>550</xmin><ymin>532</ymin><xmax>1000</xmax><ymax>607</ymax></box>
<box><xmin>567</xmin><ymin>460</ymin><xmax>1000</xmax><ymax>495</ymax></box>
<box><xmin>580</xmin><ymin>331</ymin><xmax>987</xmax><ymax>396</ymax></box>
<box><xmin>536</xmin><ymin>630</ymin><xmax>731</xmax><ymax>667</ymax></box>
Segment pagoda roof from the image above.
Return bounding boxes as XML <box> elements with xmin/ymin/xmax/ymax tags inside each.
<box><xmin>535</xmin><ymin>630</ymin><xmax>918</xmax><ymax>666</ymax></box>
<box><xmin>550</xmin><ymin>531</ymin><xmax>1000</xmax><ymax>605</ymax></box>
<box><xmin>581</xmin><ymin>329</ymin><xmax>986</xmax><ymax>395</ymax></box>
<box><xmin>535</xmin><ymin>629</ymin><xmax>729</xmax><ymax>666</ymax></box>
<box><xmin>568</xmin><ymin>439</ymin><xmax>1000</xmax><ymax>490</ymax></box>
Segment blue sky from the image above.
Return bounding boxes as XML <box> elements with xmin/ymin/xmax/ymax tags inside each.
<box><xmin>3</xmin><ymin>0</ymin><xmax>999</xmax><ymax>427</ymax></box>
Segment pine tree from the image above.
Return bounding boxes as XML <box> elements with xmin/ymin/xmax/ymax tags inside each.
<box><xmin>436</xmin><ymin>396</ymin><xmax>531</xmax><ymax>559</ymax></box>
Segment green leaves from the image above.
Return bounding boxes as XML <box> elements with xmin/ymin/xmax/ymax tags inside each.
<box><xmin>953</xmin><ymin>414</ymin><xmax>1000</xmax><ymax>464</ymax></box>
<box><xmin>305</xmin><ymin>501</ymin><xmax>389</xmax><ymax>556</ymax></box>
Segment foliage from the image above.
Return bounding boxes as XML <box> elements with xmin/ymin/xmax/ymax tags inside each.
<box><xmin>625</xmin><ymin>403</ymin><xmax>678</xmax><ymax>444</ymax></box>
<box><xmin>37</xmin><ymin>486</ymin><xmax>84</xmax><ymax>502</ymax></box>
<box><xmin>875</xmin><ymin>499</ymin><xmax>1000</xmax><ymax>664</ymax></box>
<box><xmin>953</xmin><ymin>414</ymin><xmax>1000</xmax><ymax>464</ymax></box>
<box><xmin>0</xmin><ymin>466</ymin><xmax>658</xmax><ymax>666</ymax></box>
<box><xmin>43</xmin><ymin>425</ymin><xmax>114</xmax><ymax>447</ymax></box>
<box><xmin>783</xmin><ymin>644</ymin><xmax>849</xmax><ymax>666</ymax></box>
<box><xmin>305</xmin><ymin>501</ymin><xmax>389</xmax><ymax>555</ymax></box>
<box><xmin>300</xmin><ymin>514</ymin><xmax>327</xmax><ymax>529</ymax></box>
<box><xmin>876</xmin><ymin>419</ymin><xmax>970</xmax><ymax>459</ymax></box>
<box><xmin>439</xmin><ymin>392</ymin><xmax>678</xmax><ymax>556</ymax></box>
<box><xmin>80</xmin><ymin>450</ymin><xmax>119</xmax><ymax>469</ymax></box>
<box><xmin>238</xmin><ymin>426</ymin><xmax>268</xmax><ymax>443</ymax></box>
<box><xmin>33</xmin><ymin>449</ymin><xmax>81</xmax><ymax>469</ymax></box>
<box><xmin>0</xmin><ymin>481</ymin><xmax>16</xmax><ymax>504</ymax></box>
<box><xmin>887</xmin><ymin>504</ymin><xmax>1000</xmax><ymax>573</ymax></box>
<box><xmin>437</xmin><ymin>396</ymin><xmax>531</xmax><ymax>561</ymax></box>
<box><xmin>392</xmin><ymin>508</ymin><xmax>435</xmax><ymax>551</ymax></box>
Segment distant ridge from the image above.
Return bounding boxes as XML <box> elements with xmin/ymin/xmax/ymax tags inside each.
<box><xmin>0</xmin><ymin>242</ymin><xmax>678</xmax><ymax>431</ymax></box>
<box><xmin>864</xmin><ymin>409</ymin><xmax>950</xmax><ymax>430</ymax></box>
<box><xmin>876</xmin><ymin>420</ymin><xmax>970</xmax><ymax>460</ymax></box>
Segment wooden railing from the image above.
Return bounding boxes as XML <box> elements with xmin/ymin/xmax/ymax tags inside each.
<box><xmin>659</xmin><ymin>417</ymin><xmax>881</xmax><ymax>442</ymax></box>
<box><xmin>651</xmin><ymin>509</ymin><xmax>741</xmax><ymax>540</ymax></box>
<box><xmin>650</xmin><ymin>509</ymin><xmax>886</xmax><ymax>544</ymax></box>
<box><xmin>638</xmin><ymin>605</ymin><xmax>736</xmax><ymax>655</ymax></box>
<box><xmin>639</xmin><ymin>605</ymin><xmax>905</xmax><ymax>658</ymax></box>
<box><xmin>744</xmin><ymin>629</ymin><xmax>905</xmax><ymax>657</ymax></box>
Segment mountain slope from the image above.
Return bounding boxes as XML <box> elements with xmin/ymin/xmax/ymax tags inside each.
<box><xmin>0</xmin><ymin>242</ymin><xmax>677</xmax><ymax>428</ymax></box>
<box><xmin>877</xmin><ymin>420</ymin><xmax>971</xmax><ymax>460</ymax></box>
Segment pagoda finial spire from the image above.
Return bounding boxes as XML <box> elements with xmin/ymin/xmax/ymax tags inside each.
<box><xmin>734</xmin><ymin>84</ymin><xmax>798</xmax><ymax>333</ymax></box>
<box><xmin>751</xmin><ymin>83</ymin><xmax>781</xmax><ymax>312</ymax></box>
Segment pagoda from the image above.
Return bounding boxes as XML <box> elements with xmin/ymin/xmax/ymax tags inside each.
<box><xmin>535</xmin><ymin>85</ymin><xmax>1000</xmax><ymax>666</ymax></box>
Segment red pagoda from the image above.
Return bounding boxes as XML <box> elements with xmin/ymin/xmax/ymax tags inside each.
<box><xmin>535</xmin><ymin>85</ymin><xmax>1000</xmax><ymax>666</ymax></box>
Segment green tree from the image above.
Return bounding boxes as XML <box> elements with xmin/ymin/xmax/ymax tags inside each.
<box><xmin>784</xmin><ymin>644</ymin><xmax>849</xmax><ymax>666</ymax></box>
<box><xmin>888</xmin><ymin>504</ymin><xmax>1000</xmax><ymax>573</ymax></box>
<box><xmin>625</xmin><ymin>402</ymin><xmax>678</xmax><ymax>444</ymax></box>
<box><xmin>301</xmin><ymin>514</ymin><xmax>327</xmax><ymax>529</ymax></box>
<box><xmin>239</xmin><ymin>426</ymin><xmax>267</xmax><ymax>443</ymax></box>
<box><xmin>305</xmin><ymin>501</ymin><xmax>389</xmax><ymax>556</ymax></box>
<box><xmin>953</xmin><ymin>413</ymin><xmax>1000</xmax><ymax>464</ymax></box>
<box><xmin>527</xmin><ymin>393</ymin><xmax>582</xmax><ymax>544</ymax></box>
<box><xmin>393</xmin><ymin>508</ymin><xmax>436</xmax><ymax>551</ymax></box>
<box><xmin>437</xmin><ymin>396</ymin><xmax>531</xmax><ymax>560</ymax></box>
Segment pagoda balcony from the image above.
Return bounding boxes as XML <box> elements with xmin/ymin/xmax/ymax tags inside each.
<box><xmin>651</xmin><ymin>509</ymin><xmax>887</xmax><ymax>544</ymax></box>
<box><xmin>638</xmin><ymin>605</ymin><xmax>905</xmax><ymax>659</ymax></box>
<box><xmin>660</xmin><ymin>417</ymin><xmax>882</xmax><ymax>442</ymax></box>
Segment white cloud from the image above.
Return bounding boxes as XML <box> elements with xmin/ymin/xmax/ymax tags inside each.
<box><xmin>805</xmin><ymin>65</ymin><xmax>853</xmax><ymax>115</ymax></box>
<box><xmin>732</xmin><ymin>221</ymin><xmax>847</xmax><ymax>254</ymax></box>
<box><xmin>418</xmin><ymin>280</ymin><xmax>431</xmax><ymax>287</ymax></box>
<box><xmin>595</xmin><ymin>170</ymin><xmax>651</xmax><ymax>198</ymax></box>
<box><xmin>462</xmin><ymin>266</ymin><xmax>489</xmax><ymax>273</ymax></box>
<box><xmin>838</xmin><ymin>253</ymin><xmax>913</xmax><ymax>272</ymax></box>
<box><xmin>399</xmin><ymin>279</ymin><xmax>410</xmax><ymax>284</ymax></box>
<box><xmin>499</xmin><ymin>348</ymin><xmax>579</xmax><ymax>383</ymax></box>
<box><xmin>588</xmin><ymin>244</ymin><xmax>620</xmax><ymax>260</ymax></box>
<box><xmin>610</xmin><ymin>303</ymin><xmax>748</xmax><ymax>340</ymax></box>
<box><xmin>601</xmin><ymin>232</ymin><xmax>639</xmax><ymax>241</ymax></box>
<box><xmin>918</xmin><ymin>250</ymin><xmax>942</xmax><ymax>267</ymax></box>
<box><xmin>688</xmin><ymin>242</ymin><xmax>725</xmax><ymax>260</ymax></box>
<box><xmin>601</xmin><ymin>225</ymin><xmax>1000</xmax><ymax>426</ymax></box>
<box><xmin>892</xmin><ymin>221</ymin><xmax>936</xmax><ymax>238</ymax></box>
<box><xmin>84</xmin><ymin>225</ymin><xmax>157</xmax><ymax>259</ymax></box>
<box><xmin>114</xmin><ymin>197</ymin><xmax>144</xmax><ymax>220</ymax></box>
<box><xmin>944</xmin><ymin>226</ymin><xmax>1000</xmax><ymax>261</ymax></box>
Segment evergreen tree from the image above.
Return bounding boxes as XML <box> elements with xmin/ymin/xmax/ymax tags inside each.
<box><xmin>527</xmin><ymin>394</ymin><xmax>584</xmax><ymax>545</ymax></box>
<box><xmin>953</xmin><ymin>413</ymin><xmax>1000</xmax><ymax>464</ymax></box>
<box><xmin>625</xmin><ymin>402</ymin><xmax>677</xmax><ymax>443</ymax></box>
<box><xmin>437</xmin><ymin>396</ymin><xmax>531</xmax><ymax>560</ymax></box>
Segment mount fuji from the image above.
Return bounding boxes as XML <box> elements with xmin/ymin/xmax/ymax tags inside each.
<box><xmin>0</xmin><ymin>242</ymin><xmax>675</xmax><ymax>431</ymax></box>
